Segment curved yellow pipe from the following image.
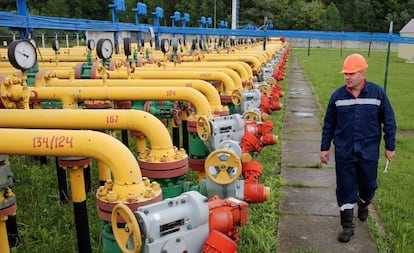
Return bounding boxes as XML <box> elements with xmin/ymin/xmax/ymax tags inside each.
<box><xmin>182</xmin><ymin>55</ymin><xmax>263</xmax><ymax>72</ymax></box>
<box><xmin>0</xmin><ymin>109</ymin><xmax>182</xmax><ymax>160</ymax></box>
<box><xmin>26</xmin><ymin>86</ymin><xmax>212</xmax><ymax>116</ymax></box>
<box><xmin>0</xmin><ymin>128</ymin><xmax>161</xmax><ymax>202</ymax></box>
<box><xmin>132</xmin><ymin>66</ymin><xmax>243</xmax><ymax>89</ymax></box>
<box><xmin>42</xmin><ymin>77</ymin><xmax>225</xmax><ymax>112</ymax></box>
<box><xmin>129</xmin><ymin>70</ymin><xmax>236</xmax><ymax>95</ymax></box>
<box><xmin>151</xmin><ymin>61</ymin><xmax>254</xmax><ymax>82</ymax></box>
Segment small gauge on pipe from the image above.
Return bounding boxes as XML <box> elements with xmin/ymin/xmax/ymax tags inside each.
<box><xmin>96</xmin><ymin>38</ymin><xmax>113</xmax><ymax>60</ymax></box>
<box><xmin>8</xmin><ymin>39</ymin><xmax>37</xmax><ymax>71</ymax></box>
<box><xmin>52</xmin><ymin>38</ymin><xmax>60</xmax><ymax>52</ymax></box>
<box><xmin>160</xmin><ymin>38</ymin><xmax>169</xmax><ymax>54</ymax></box>
<box><xmin>87</xmin><ymin>39</ymin><xmax>95</xmax><ymax>51</ymax></box>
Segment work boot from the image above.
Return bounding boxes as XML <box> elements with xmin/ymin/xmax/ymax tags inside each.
<box><xmin>357</xmin><ymin>200</ymin><xmax>370</xmax><ymax>221</ymax></box>
<box><xmin>338</xmin><ymin>208</ymin><xmax>355</xmax><ymax>243</ymax></box>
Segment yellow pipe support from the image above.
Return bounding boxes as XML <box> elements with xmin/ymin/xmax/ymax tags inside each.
<box><xmin>41</xmin><ymin>77</ymin><xmax>225</xmax><ymax>113</ymax></box>
<box><xmin>0</xmin><ymin>109</ymin><xmax>182</xmax><ymax>161</ymax></box>
<box><xmin>69</xmin><ymin>166</ymin><xmax>87</xmax><ymax>203</ymax></box>
<box><xmin>0</xmin><ymin>216</ymin><xmax>9</xmax><ymax>253</ymax></box>
<box><xmin>0</xmin><ymin>128</ymin><xmax>161</xmax><ymax>202</ymax></box>
<box><xmin>98</xmin><ymin>162</ymin><xmax>112</xmax><ymax>183</ymax></box>
<box><xmin>129</xmin><ymin>70</ymin><xmax>236</xmax><ymax>95</ymax></box>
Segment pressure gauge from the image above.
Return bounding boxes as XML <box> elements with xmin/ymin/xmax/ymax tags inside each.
<box><xmin>123</xmin><ymin>37</ymin><xmax>131</xmax><ymax>56</ymax></box>
<box><xmin>8</xmin><ymin>39</ymin><xmax>37</xmax><ymax>71</ymax></box>
<box><xmin>96</xmin><ymin>38</ymin><xmax>113</xmax><ymax>60</ymax></box>
<box><xmin>87</xmin><ymin>39</ymin><xmax>95</xmax><ymax>50</ymax></box>
<box><xmin>160</xmin><ymin>38</ymin><xmax>170</xmax><ymax>54</ymax></box>
<box><xmin>52</xmin><ymin>38</ymin><xmax>60</xmax><ymax>52</ymax></box>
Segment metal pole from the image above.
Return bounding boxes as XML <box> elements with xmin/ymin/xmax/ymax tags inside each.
<box><xmin>384</xmin><ymin>21</ymin><xmax>393</xmax><ymax>92</ymax></box>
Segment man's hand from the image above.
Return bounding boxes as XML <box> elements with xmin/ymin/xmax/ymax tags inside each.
<box><xmin>385</xmin><ymin>149</ymin><xmax>395</xmax><ymax>161</ymax></box>
<box><xmin>320</xmin><ymin>151</ymin><xmax>330</xmax><ymax>164</ymax></box>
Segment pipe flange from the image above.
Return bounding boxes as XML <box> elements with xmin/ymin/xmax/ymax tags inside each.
<box><xmin>138</xmin><ymin>158</ymin><xmax>188</xmax><ymax>178</ymax></box>
<box><xmin>96</xmin><ymin>193</ymin><xmax>162</xmax><ymax>222</ymax></box>
<box><xmin>0</xmin><ymin>201</ymin><xmax>16</xmax><ymax>217</ymax></box>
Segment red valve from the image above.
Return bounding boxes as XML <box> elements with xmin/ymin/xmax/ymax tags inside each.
<box><xmin>203</xmin><ymin>230</ymin><xmax>237</xmax><ymax>253</ymax></box>
<box><xmin>260</xmin><ymin>95</ymin><xmax>272</xmax><ymax>115</ymax></box>
<box><xmin>242</xmin><ymin>161</ymin><xmax>270</xmax><ymax>203</ymax></box>
<box><xmin>207</xmin><ymin>195</ymin><xmax>249</xmax><ymax>242</ymax></box>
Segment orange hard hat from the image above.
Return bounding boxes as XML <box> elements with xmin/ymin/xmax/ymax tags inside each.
<box><xmin>341</xmin><ymin>53</ymin><xmax>368</xmax><ymax>73</ymax></box>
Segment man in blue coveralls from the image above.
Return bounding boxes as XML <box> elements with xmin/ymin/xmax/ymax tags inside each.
<box><xmin>320</xmin><ymin>53</ymin><xmax>396</xmax><ymax>243</ymax></box>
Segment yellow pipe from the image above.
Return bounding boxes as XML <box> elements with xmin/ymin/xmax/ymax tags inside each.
<box><xmin>3</xmin><ymin>84</ymin><xmax>212</xmax><ymax>116</ymax></box>
<box><xmin>41</xmin><ymin>77</ymin><xmax>225</xmax><ymax>112</ymax></box>
<box><xmin>182</xmin><ymin>54</ymin><xmax>263</xmax><ymax>72</ymax></box>
<box><xmin>129</xmin><ymin>70</ymin><xmax>236</xmax><ymax>95</ymax></box>
<box><xmin>0</xmin><ymin>109</ymin><xmax>181</xmax><ymax>161</ymax></box>
<box><xmin>132</xmin><ymin>66</ymin><xmax>243</xmax><ymax>89</ymax></box>
<box><xmin>0</xmin><ymin>128</ymin><xmax>161</xmax><ymax>202</ymax></box>
<box><xmin>205</xmin><ymin>54</ymin><xmax>264</xmax><ymax>68</ymax></box>
<box><xmin>0</xmin><ymin>216</ymin><xmax>9</xmax><ymax>253</ymax></box>
<box><xmin>149</xmin><ymin>61</ymin><xmax>254</xmax><ymax>82</ymax></box>
<box><xmin>69</xmin><ymin>166</ymin><xmax>87</xmax><ymax>203</ymax></box>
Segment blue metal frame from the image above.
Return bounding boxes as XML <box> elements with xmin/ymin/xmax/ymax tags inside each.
<box><xmin>3</xmin><ymin>8</ymin><xmax>414</xmax><ymax>45</ymax></box>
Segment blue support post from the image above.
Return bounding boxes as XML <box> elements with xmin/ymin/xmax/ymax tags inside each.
<box><xmin>171</xmin><ymin>11</ymin><xmax>181</xmax><ymax>28</ymax></box>
<box><xmin>132</xmin><ymin>2</ymin><xmax>147</xmax><ymax>48</ymax></box>
<box><xmin>109</xmin><ymin>0</ymin><xmax>126</xmax><ymax>54</ymax></box>
<box><xmin>16</xmin><ymin>0</ymin><xmax>30</xmax><ymax>39</ymax></box>
<box><xmin>152</xmin><ymin>7</ymin><xmax>164</xmax><ymax>50</ymax></box>
<box><xmin>182</xmin><ymin>13</ymin><xmax>190</xmax><ymax>43</ymax></box>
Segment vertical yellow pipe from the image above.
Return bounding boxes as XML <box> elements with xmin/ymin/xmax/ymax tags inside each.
<box><xmin>68</xmin><ymin>166</ymin><xmax>87</xmax><ymax>203</ymax></box>
<box><xmin>0</xmin><ymin>217</ymin><xmax>9</xmax><ymax>253</ymax></box>
<box><xmin>98</xmin><ymin>163</ymin><xmax>112</xmax><ymax>184</ymax></box>
<box><xmin>135</xmin><ymin>136</ymin><xmax>147</xmax><ymax>154</ymax></box>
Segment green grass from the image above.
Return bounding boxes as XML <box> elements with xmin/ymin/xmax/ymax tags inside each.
<box><xmin>294</xmin><ymin>47</ymin><xmax>414</xmax><ymax>252</ymax></box>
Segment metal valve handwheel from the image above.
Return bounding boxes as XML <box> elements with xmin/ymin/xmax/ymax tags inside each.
<box><xmin>242</xmin><ymin>110</ymin><xmax>262</xmax><ymax>122</ymax></box>
<box><xmin>196</xmin><ymin>115</ymin><xmax>211</xmax><ymax>141</ymax></box>
<box><xmin>231</xmin><ymin>89</ymin><xmax>243</xmax><ymax>105</ymax></box>
<box><xmin>205</xmin><ymin>149</ymin><xmax>242</xmax><ymax>185</ymax></box>
<box><xmin>112</xmin><ymin>203</ymin><xmax>142</xmax><ymax>253</ymax></box>
<box><xmin>258</xmin><ymin>83</ymin><xmax>271</xmax><ymax>96</ymax></box>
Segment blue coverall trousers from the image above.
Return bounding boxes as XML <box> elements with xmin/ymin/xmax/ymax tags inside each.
<box><xmin>335</xmin><ymin>160</ymin><xmax>378</xmax><ymax>207</ymax></box>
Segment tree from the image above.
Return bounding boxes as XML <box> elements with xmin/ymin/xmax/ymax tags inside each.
<box><xmin>241</xmin><ymin>0</ymin><xmax>279</xmax><ymax>28</ymax></box>
<box><xmin>325</xmin><ymin>3</ymin><xmax>341</xmax><ymax>31</ymax></box>
<box><xmin>293</xmin><ymin>0</ymin><xmax>326</xmax><ymax>30</ymax></box>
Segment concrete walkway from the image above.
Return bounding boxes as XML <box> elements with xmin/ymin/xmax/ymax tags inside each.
<box><xmin>276</xmin><ymin>55</ymin><xmax>378</xmax><ymax>253</ymax></box>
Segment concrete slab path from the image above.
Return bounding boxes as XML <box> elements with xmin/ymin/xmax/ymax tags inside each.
<box><xmin>276</xmin><ymin>55</ymin><xmax>378</xmax><ymax>253</ymax></box>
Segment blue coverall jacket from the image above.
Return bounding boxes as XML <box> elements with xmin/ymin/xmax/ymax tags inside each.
<box><xmin>321</xmin><ymin>81</ymin><xmax>396</xmax><ymax>162</ymax></box>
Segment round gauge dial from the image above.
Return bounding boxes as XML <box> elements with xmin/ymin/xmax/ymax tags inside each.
<box><xmin>123</xmin><ymin>37</ymin><xmax>131</xmax><ymax>56</ymax></box>
<box><xmin>96</xmin><ymin>38</ymin><xmax>113</xmax><ymax>60</ymax></box>
<box><xmin>160</xmin><ymin>38</ymin><xmax>169</xmax><ymax>54</ymax></box>
<box><xmin>87</xmin><ymin>39</ymin><xmax>95</xmax><ymax>50</ymax></box>
<box><xmin>52</xmin><ymin>38</ymin><xmax>60</xmax><ymax>52</ymax></box>
<box><xmin>8</xmin><ymin>40</ymin><xmax>37</xmax><ymax>71</ymax></box>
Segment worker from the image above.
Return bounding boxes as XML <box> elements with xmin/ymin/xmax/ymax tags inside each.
<box><xmin>320</xmin><ymin>53</ymin><xmax>396</xmax><ymax>243</ymax></box>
